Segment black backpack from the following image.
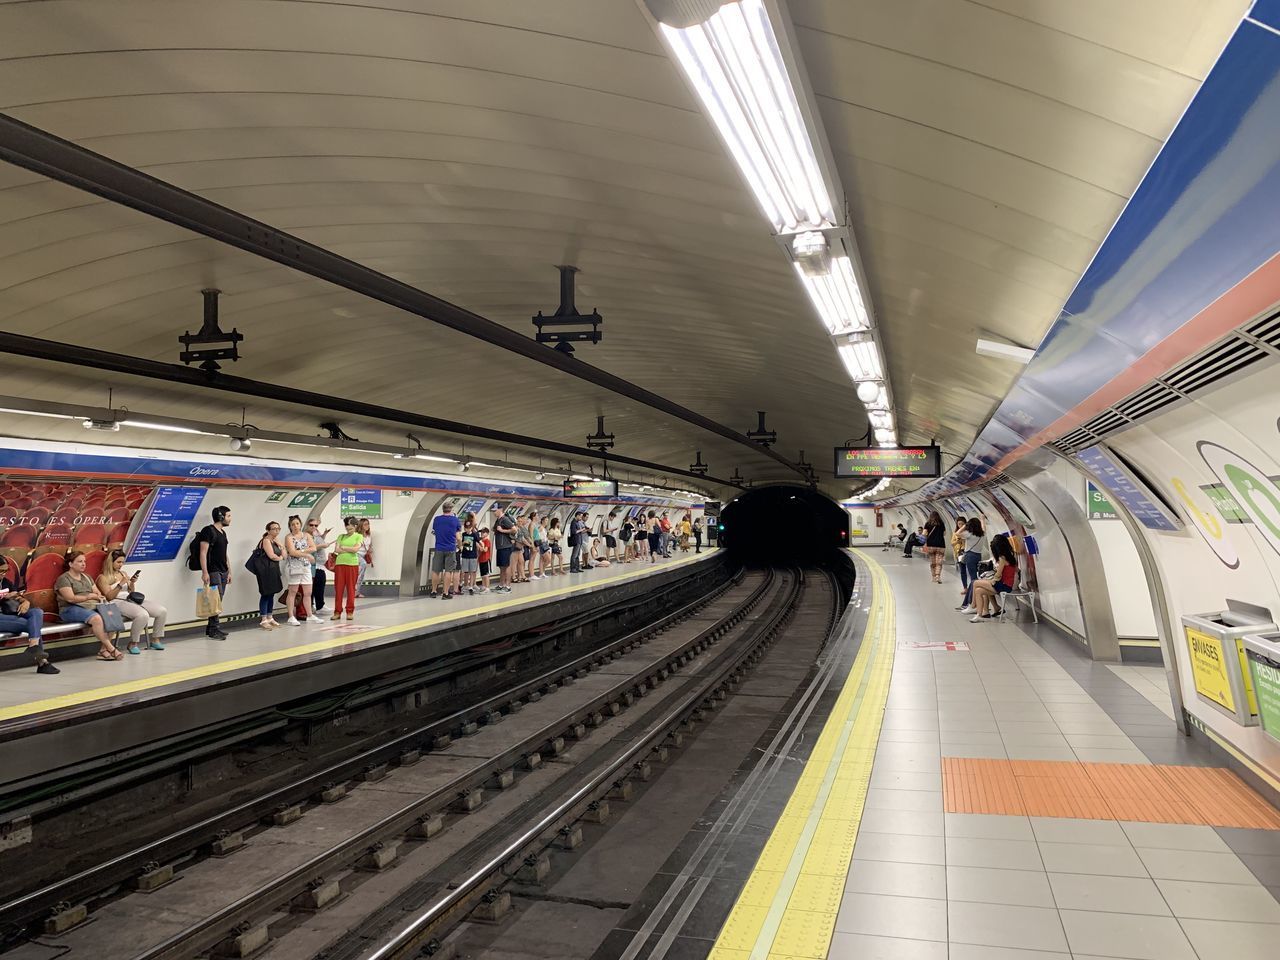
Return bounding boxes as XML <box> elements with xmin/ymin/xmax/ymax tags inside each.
<box><xmin>186</xmin><ymin>531</ymin><xmax>204</xmax><ymax>571</ymax></box>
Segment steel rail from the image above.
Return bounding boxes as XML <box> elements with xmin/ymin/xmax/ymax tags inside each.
<box><xmin>356</xmin><ymin>568</ymin><xmax>803</xmax><ymax>960</ymax></box>
<box><xmin>0</xmin><ymin>566</ymin><xmax>742</xmax><ymax>929</ymax></box>
<box><xmin>128</xmin><ymin>571</ymin><xmax>776</xmax><ymax>960</ymax></box>
<box><xmin>0</xmin><ymin>112</ymin><xmax>804</xmax><ymax>479</ymax></box>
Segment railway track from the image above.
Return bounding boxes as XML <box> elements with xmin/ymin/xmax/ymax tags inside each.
<box><xmin>0</xmin><ymin>566</ymin><xmax>833</xmax><ymax>960</ymax></box>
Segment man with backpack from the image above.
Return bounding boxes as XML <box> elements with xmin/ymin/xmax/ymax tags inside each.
<box><xmin>568</xmin><ymin>511</ymin><xmax>585</xmax><ymax>573</ymax></box>
<box><xmin>190</xmin><ymin>505</ymin><xmax>232</xmax><ymax>639</ymax></box>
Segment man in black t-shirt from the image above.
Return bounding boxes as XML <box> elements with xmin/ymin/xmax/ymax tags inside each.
<box><xmin>493</xmin><ymin>511</ymin><xmax>516</xmax><ymax>593</ymax></box>
<box><xmin>197</xmin><ymin>505</ymin><xmax>232</xmax><ymax>639</ymax></box>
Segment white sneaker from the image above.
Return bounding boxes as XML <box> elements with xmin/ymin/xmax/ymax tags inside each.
<box><xmin>959</xmin><ymin>606</ymin><xmax>975</xmax><ymax>614</ymax></box>
<box><xmin>287</xmin><ymin>616</ymin><xmax>301</xmax><ymax>626</ymax></box>
<box><xmin>969</xmin><ymin>615</ymin><xmax>985</xmax><ymax>623</ymax></box>
<box><xmin>307</xmin><ymin>615</ymin><xmax>324</xmax><ymax>623</ymax></box>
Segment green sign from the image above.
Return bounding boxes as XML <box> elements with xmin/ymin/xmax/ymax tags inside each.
<box><xmin>1086</xmin><ymin>481</ymin><xmax>1118</xmax><ymax>520</ymax></box>
<box><xmin>265</xmin><ymin>491</ymin><xmax>287</xmax><ymax>503</ymax></box>
<box><xmin>339</xmin><ymin>488</ymin><xmax>382</xmax><ymax>519</ymax></box>
<box><xmin>288</xmin><ymin>491</ymin><xmax>324</xmax><ymax>509</ymax></box>
<box><xmin>1202</xmin><ymin>484</ymin><xmax>1249</xmax><ymax>522</ymax></box>
<box><xmin>1249</xmin><ymin>652</ymin><xmax>1280</xmax><ymax>742</ymax></box>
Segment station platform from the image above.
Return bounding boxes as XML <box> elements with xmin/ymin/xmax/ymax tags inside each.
<box><xmin>0</xmin><ymin>549</ymin><xmax>724</xmax><ymax>786</ymax></box>
<box><xmin>615</xmin><ymin>551</ymin><xmax>1280</xmax><ymax>960</ymax></box>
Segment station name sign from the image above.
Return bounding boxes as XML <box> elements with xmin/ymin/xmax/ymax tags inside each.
<box><xmin>834</xmin><ymin>445</ymin><xmax>942</xmax><ymax>479</ymax></box>
<box><xmin>563</xmin><ymin>478</ymin><xmax>619</xmax><ymax>498</ymax></box>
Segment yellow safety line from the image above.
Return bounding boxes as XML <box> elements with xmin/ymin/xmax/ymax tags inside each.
<box><xmin>710</xmin><ymin>550</ymin><xmax>896</xmax><ymax>960</ymax></box>
<box><xmin>0</xmin><ymin>552</ymin><xmax>712</xmax><ymax>722</ymax></box>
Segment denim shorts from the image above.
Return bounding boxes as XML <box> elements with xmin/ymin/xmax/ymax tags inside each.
<box><xmin>58</xmin><ymin>604</ymin><xmax>100</xmax><ymax>625</ymax></box>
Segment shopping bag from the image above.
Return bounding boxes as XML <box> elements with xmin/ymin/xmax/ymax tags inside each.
<box><xmin>195</xmin><ymin>585</ymin><xmax>223</xmax><ymax>619</ymax></box>
<box><xmin>96</xmin><ymin>602</ymin><xmax>125</xmax><ymax>633</ymax></box>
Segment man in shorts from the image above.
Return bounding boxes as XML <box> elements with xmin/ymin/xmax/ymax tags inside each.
<box><xmin>430</xmin><ymin>502</ymin><xmax>461</xmax><ymax>599</ymax></box>
<box><xmin>602</xmin><ymin>510</ymin><xmax>620</xmax><ymax>563</ymax></box>
<box><xmin>458</xmin><ymin>516</ymin><xmax>480</xmax><ymax>595</ymax></box>
<box><xmin>493</xmin><ymin>510</ymin><xmax>517</xmax><ymax>592</ymax></box>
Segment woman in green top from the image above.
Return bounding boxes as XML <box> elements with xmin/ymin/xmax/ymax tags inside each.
<box><xmin>331</xmin><ymin>516</ymin><xmax>364</xmax><ymax>620</ymax></box>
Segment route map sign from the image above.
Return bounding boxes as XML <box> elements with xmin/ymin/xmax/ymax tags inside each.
<box><xmin>128</xmin><ymin>486</ymin><xmax>207</xmax><ymax>562</ymax></box>
<box><xmin>339</xmin><ymin>488</ymin><xmax>382</xmax><ymax>519</ymax></box>
<box><xmin>563</xmin><ymin>478</ymin><xmax>619</xmax><ymax>498</ymax></box>
<box><xmin>834</xmin><ymin>446</ymin><xmax>941</xmax><ymax>479</ymax></box>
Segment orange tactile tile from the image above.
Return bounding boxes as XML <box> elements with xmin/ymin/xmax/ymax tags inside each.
<box><xmin>942</xmin><ymin>757</ymin><xmax>1280</xmax><ymax>829</ymax></box>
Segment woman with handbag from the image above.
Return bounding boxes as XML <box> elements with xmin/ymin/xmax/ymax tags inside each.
<box><xmin>923</xmin><ymin>511</ymin><xmax>947</xmax><ymax>584</ymax></box>
<box><xmin>0</xmin><ymin>572</ymin><xmax>58</xmax><ymax>674</ymax></box>
<box><xmin>956</xmin><ymin>517</ymin><xmax>988</xmax><ymax>614</ymax></box>
<box><xmin>97</xmin><ymin>549</ymin><xmax>168</xmax><ymax>654</ymax></box>
<box><xmin>970</xmin><ymin>534</ymin><xmax>1018</xmax><ymax>622</ymax></box>
<box><xmin>284</xmin><ymin>515</ymin><xmax>322</xmax><ymax>625</ymax></box>
<box><xmin>251</xmin><ymin>521</ymin><xmax>285</xmax><ymax>630</ymax></box>
<box><xmin>55</xmin><ymin>550</ymin><xmax>123</xmax><ymax>661</ymax></box>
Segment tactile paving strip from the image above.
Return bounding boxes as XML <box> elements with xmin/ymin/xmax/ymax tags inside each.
<box><xmin>943</xmin><ymin>757</ymin><xmax>1280</xmax><ymax>829</ymax></box>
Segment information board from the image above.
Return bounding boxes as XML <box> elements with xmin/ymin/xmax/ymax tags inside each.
<box><xmin>1185</xmin><ymin>625</ymin><xmax>1237</xmax><ymax>713</ymax></box>
<box><xmin>459</xmin><ymin>497</ymin><xmax>487</xmax><ymax>519</ymax></box>
<box><xmin>834</xmin><ymin>446</ymin><xmax>941</xmax><ymax>479</ymax></box>
<box><xmin>563</xmin><ymin>478</ymin><xmax>619</xmax><ymax>498</ymax></box>
<box><xmin>1247</xmin><ymin>648</ymin><xmax>1280</xmax><ymax>742</ymax></box>
<box><xmin>1076</xmin><ymin>445</ymin><xmax>1181</xmax><ymax>531</ymax></box>
<box><xmin>128</xmin><ymin>486</ymin><xmax>207</xmax><ymax>562</ymax></box>
<box><xmin>339</xmin><ymin>488</ymin><xmax>382</xmax><ymax>519</ymax></box>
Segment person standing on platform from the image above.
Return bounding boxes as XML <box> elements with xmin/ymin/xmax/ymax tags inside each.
<box><xmin>951</xmin><ymin>516</ymin><xmax>969</xmax><ymax>592</ymax></box>
<box><xmin>459</xmin><ymin>516</ymin><xmax>480</xmax><ymax>595</ymax></box>
<box><xmin>923</xmin><ymin>511</ymin><xmax>946</xmax><ymax>584</ymax></box>
<box><xmin>331</xmin><ymin>516</ymin><xmax>363</xmax><ymax>620</ymax></box>
<box><xmin>0</xmin><ymin>570</ymin><xmax>57</xmax><ymax>674</ymax></box>
<box><xmin>568</xmin><ymin>512</ymin><xmax>584</xmax><ymax>573</ymax></box>
<box><xmin>692</xmin><ymin>517</ymin><xmax>703</xmax><ymax>553</ymax></box>
<box><xmin>196</xmin><ymin>505</ymin><xmax>232</xmax><ymax>640</ymax></box>
<box><xmin>430</xmin><ymin>501</ymin><xmax>461</xmax><ymax>599</ymax></box>
<box><xmin>647</xmin><ymin>511</ymin><xmax>662</xmax><ymax>563</ymax></box>
<box><xmin>308</xmin><ymin>519</ymin><xmax>332</xmax><ymax>612</ymax></box>
<box><xmin>251</xmin><ymin>521</ymin><xmax>284</xmax><ymax>630</ymax></box>
<box><xmin>477</xmin><ymin>526</ymin><xmax>493</xmax><ymax>593</ymax></box>
<box><xmin>602</xmin><ymin>510</ymin><xmax>619</xmax><ymax>563</ymax></box>
<box><xmin>547</xmin><ymin>517</ymin><xmax>564</xmax><ymax>575</ymax></box>
<box><xmin>355</xmin><ymin>518</ymin><xmax>373</xmax><ymax>598</ymax></box>
<box><xmin>284</xmin><ymin>515</ymin><xmax>322</xmax><ymax>624</ymax></box>
<box><xmin>679</xmin><ymin>514</ymin><xmax>692</xmax><ymax>551</ymax></box>
<box><xmin>634</xmin><ymin>512</ymin><xmax>649</xmax><ymax>561</ymax></box>
<box><xmin>957</xmin><ymin>517</ymin><xmax>987</xmax><ymax>613</ymax></box>
<box><xmin>619</xmin><ymin>513</ymin><xmax>634</xmax><ymax>562</ymax></box>
<box><xmin>493</xmin><ymin>510</ymin><xmax>516</xmax><ymax>593</ymax></box>
<box><xmin>658</xmin><ymin>512</ymin><xmax>672</xmax><ymax>557</ymax></box>
<box><xmin>532</xmin><ymin>512</ymin><xmax>549</xmax><ymax>579</ymax></box>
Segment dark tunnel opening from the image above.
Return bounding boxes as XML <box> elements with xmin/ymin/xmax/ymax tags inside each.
<box><xmin>720</xmin><ymin>484</ymin><xmax>850</xmax><ymax>568</ymax></box>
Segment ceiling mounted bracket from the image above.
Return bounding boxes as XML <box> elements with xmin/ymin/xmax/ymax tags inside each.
<box><xmin>746</xmin><ymin>411</ymin><xmax>777</xmax><ymax>447</ymax></box>
<box><xmin>586</xmin><ymin>415</ymin><xmax>615</xmax><ymax>452</ymax></box>
<box><xmin>179</xmin><ymin>289</ymin><xmax>242</xmax><ymax>374</ymax></box>
<box><xmin>533</xmin><ymin>265</ymin><xmax>603</xmax><ymax>357</ymax></box>
<box><xmin>690</xmin><ymin>451</ymin><xmax>708</xmax><ymax>476</ymax></box>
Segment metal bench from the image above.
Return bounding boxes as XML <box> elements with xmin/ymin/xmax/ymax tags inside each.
<box><xmin>997</xmin><ymin>572</ymin><xmax>1039</xmax><ymax>623</ymax></box>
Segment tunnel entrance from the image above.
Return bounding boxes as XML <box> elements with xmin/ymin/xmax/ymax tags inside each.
<box><xmin>720</xmin><ymin>484</ymin><xmax>849</xmax><ymax>565</ymax></box>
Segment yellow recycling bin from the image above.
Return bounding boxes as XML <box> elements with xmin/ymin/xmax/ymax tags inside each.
<box><xmin>1182</xmin><ymin>600</ymin><xmax>1276</xmax><ymax>726</ymax></box>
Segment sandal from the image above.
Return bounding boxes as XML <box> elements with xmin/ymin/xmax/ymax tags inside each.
<box><xmin>97</xmin><ymin>648</ymin><xmax>124</xmax><ymax>661</ymax></box>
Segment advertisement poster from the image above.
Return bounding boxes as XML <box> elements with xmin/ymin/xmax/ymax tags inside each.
<box><xmin>1185</xmin><ymin>625</ymin><xmax>1234</xmax><ymax>712</ymax></box>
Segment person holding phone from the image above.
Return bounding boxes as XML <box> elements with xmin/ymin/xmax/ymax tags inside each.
<box><xmin>98</xmin><ymin>549</ymin><xmax>168</xmax><ymax>654</ymax></box>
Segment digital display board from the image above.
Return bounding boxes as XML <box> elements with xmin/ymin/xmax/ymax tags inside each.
<box><xmin>834</xmin><ymin>446</ymin><xmax>941</xmax><ymax>479</ymax></box>
<box><xmin>128</xmin><ymin>486</ymin><xmax>207</xmax><ymax>562</ymax></box>
<box><xmin>563</xmin><ymin>478</ymin><xmax>619</xmax><ymax>498</ymax></box>
<box><xmin>1076</xmin><ymin>445</ymin><xmax>1181</xmax><ymax>532</ymax></box>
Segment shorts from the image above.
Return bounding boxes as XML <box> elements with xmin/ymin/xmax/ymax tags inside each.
<box><xmin>994</xmin><ymin>582</ymin><xmax>1012</xmax><ymax>594</ymax></box>
<box><xmin>460</xmin><ymin>556</ymin><xmax>479</xmax><ymax>573</ymax></box>
<box><xmin>431</xmin><ymin>551</ymin><xmax>458</xmax><ymax>573</ymax></box>
<box><xmin>522</xmin><ymin>545</ymin><xmax>532</xmax><ymax>561</ymax></box>
<box><xmin>605</xmin><ymin>535</ymin><xmax>616</xmax><ymax>548</ymax></box>
<box><xmin>497</xmin><ymin>546</ymin><xmax>514</xmax><ymax>569</ymax></box>
<box><xmin>551</xmin><ymin>544</ymin><xmax>562</xmax><ymax>555</ymax></box>
<box><xmin>479</xmin><ymin>560</ymin><xmax>491</xmax><ymax>576</ymax></box>
<box><xmin>538</xmin><ymin>541</ymin><xmax>551</xmax><ymax>554</ymax></box>
<box><xmin>286</xmin><ymin>568</ymin><xmax>311</xmax><ymax>586</ymax></box>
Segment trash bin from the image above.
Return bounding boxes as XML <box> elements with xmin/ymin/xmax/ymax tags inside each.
<box><xmin>1181</xmin><ymin>600</ymin><xmax>1276</xmax><ymax>725</ymax></box>
<box><xmin>1244</xmin><ymin>632</ymin><xmax>1280</xmax><ymax>745</ymax></box>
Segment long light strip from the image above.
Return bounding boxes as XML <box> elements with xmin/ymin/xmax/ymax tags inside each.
<box><xmin>661</xmin><ymin>0</ymin><xmax>834</xmax><ymax>233</ymax></box>
<box><xmin>659</xmin><ymin>0</ymin><xmax>898</xmax><ymax>449</ymax></box>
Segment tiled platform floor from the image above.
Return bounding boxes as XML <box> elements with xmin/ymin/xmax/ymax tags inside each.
<box><xmin>831</xmin><ymin>552</ymin><xmax>1280</xmax><ymax>960</ymax></box>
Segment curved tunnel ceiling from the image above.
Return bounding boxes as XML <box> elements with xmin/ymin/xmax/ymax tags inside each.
<box><xmin>0</xmin><ymin>0</ymin><xmax>1246</xmax><ymax>496</ymax></box>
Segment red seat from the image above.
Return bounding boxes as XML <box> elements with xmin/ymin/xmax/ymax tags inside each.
<box><xmin>105</xmin><ymin>520</ymin><xmax>131</xmax><ymax>547</ymax></box>
<box><xmin>24</xmin><ymin>552</ymin><xmax>67</xmax><ymax>593</ymax></box>
<box><xmin>0</xmin><ymin>506</ymin><xmax>16</xmax><ymax>521</ymax></box>
<box><xmin>0</xmin><ymin>526</ymin><xmax>37</xmax><ymax>549</ymax></box>
<box><xmin>82</xmin><ymin>549</ymin><xmax>108</xmax><ymax>582</ymax></box>
<box><xmin>34</xmin><ymin>524</ymin><xmax>73</xmax><ymax>554</ymax></box>
<box><xmin>25</xmin><ymin>506</ymin><xmax>51</xmax><ymax>525</ymax></box>
<box><xmin>10</xmin><ymin>498</ymin><xmax>33</xmax><ymax>510</ymax></box>
<box><xmin>73</xmin><ymin>523</ymin><xmax>106</xmax><ymax>548</ymax></box>
<box><xmin>104</xmin><ymin>506</ymin><xmax>130</xmax><ymax>524</ymax></box>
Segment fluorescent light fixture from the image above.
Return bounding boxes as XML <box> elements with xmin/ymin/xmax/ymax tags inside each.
<box><xmin>861</xmin><ymin>383</ymin><xmax>890</xmax><ymax>412</ymax></box>
<box><xmin>868</xmin><ymin>409</ymin><xmax>894</xmax><ymax>430</ymax></box>
<box><xmin>121</xmin><ymin>418</ymin><xmax>213</xmax><ymax>436</ymax></box>
<box><xmin>874</xmin><ymin>428</ymin><xmax>896</xmax><ymax>445</ymax></box>
<box><xmin>976</xmin><ymin>338</ymin><xmax>1035</xmax><ymax>364</ymax></box>
<box><xmin>466</xmin><ymin>461</ymin><xmax>495</xmax><ymax>469</ymax></box>
<box><xmin>570</xmin><ymin>474</ymin><xmax>595</xmax><ymax>481</ymax></box>
<box><xmin>406</xmin><ymin>453</ymin><xmax>457</xmax><ymax>463</ymax></box>
<box><xmin>659</xmin><ymin>0</ymin><xmax>835</xmax><ymax>234</ymax></box>
<box><xmin>82</xmin><ymin>417</ymin><xmax>120</xmax><ymax>432</ymax></box>
<box><xmin>790</xmin><ymin>230</ymin><xmax>831</xmax><ymax>277</ymax></box>
<box><xmin>0</xmin><ymin>406</ymin><xmax>79</xmax><ymax>420</ymax></box>
<box><xmin>796</xmin><ymin>257</ymin><xmax>870</xmax><ymax>335</ymax></box>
